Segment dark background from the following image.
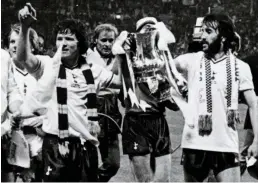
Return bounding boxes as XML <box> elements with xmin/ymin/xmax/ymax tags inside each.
<box><xmin>1</xmin><ymin>0</ymin><xmax>258</xmax><ymax>58</ymax></box>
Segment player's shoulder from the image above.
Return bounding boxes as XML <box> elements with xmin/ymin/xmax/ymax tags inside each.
<box><xmin>36</xmin><ymin>54</ymin><xmax>51</xmax><ymax>63</ymax></box>
<box><xmin>1</xmin><ymin>49</ymin><xmax>10</xmax><ymax>58</ymax></box>
<box><xmin>85</xmin><ymin>48</ymin><xmax>96</xmax><ymax>64</ymax></box>
<box><xmin>236</xmin><ymin>57</ymin><xmax>250</xmax><ymax>70</ymax></box>
<box><xmin>235</xmin><ymin>57</ymin><xmax>253</xmax><ymax>80</ymax></box>
<box><xmin>1</xmin><ymin>49</ymin><xmax>12</xmax><ymax>70</ymax></box>
<box><xmin>175</xmin><ymin>51</ymin><xmax>204</xmax><ymax>61</ymax></box>
<box><xmin>1</xmin><ymin>49</ymin><xmax>11</xmax><ymax>63</ymax></box>
<box><xmin>35</xmin><ymin>54</ymin><xmax>54</xmax><ymax>71</ymax></box>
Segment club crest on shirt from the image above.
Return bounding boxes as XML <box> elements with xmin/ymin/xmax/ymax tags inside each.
<box><xmin>133</xmin><ymin>142</ymin><xmax>138</xmax><ymax>150</ymax></box>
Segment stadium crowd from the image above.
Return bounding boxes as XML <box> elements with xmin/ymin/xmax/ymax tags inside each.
<box><xmin>2</xmin><ymin>0</ymin><xmax>258</xmax><ymax>57</ymax></box>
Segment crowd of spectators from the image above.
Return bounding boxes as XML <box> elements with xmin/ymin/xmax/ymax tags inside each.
<box><xmin>1</xmin><ymin>0</ymin><xmax>258</xmax><ymax>58</ymax></box>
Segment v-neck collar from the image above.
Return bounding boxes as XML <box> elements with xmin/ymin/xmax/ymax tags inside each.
<box><xmin>15</xmin><ymin>66</ymin><xmax>28</xmax><ymax>76</ymax></box>
<box><xmin>209</xmin><ymin>54</ymin><xmax>227</xmax><ymax>64</ymax></box>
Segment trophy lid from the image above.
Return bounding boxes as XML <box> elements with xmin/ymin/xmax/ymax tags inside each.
<box><xmin>136</xmin><ymin>17</ymin><xmax>158</xmax><ymax>32</ymax></box>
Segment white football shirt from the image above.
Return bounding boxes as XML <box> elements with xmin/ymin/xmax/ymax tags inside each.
<box><xmin>33</xmin><ymin>55</ymin><xmax>114</xmax><ymax>137</ymax></box>
<box><xmin>175</xmin><ymin>52</ymin><xmax>254</xmax><ymax>153</ymax></box>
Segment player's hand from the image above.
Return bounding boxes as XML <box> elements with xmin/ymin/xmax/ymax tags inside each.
<box><xmin>58</xmin><ymin>142</ymin><xmax>70</xmax><ymax>158</ymax></box>
<box><xmin>112</xmin><ymin>31</ymin><xmax>130</xmax><ymax>55</ymax></box>
<box><xmin>18</xmin><ymin>3</ymin><xmax>37</xmax><ymax>28</ymax></box>
<box><xmin>22</xmin><ymin>117</ymin><xmax>43</xmax><ymax>128</ymax></box>
<box><xmin>123</xmin><ymin>33</ymin><xmax>134</xmax><ymax>51</ymax></box>
<box><xmin>88</xmin><ymin>121</ymin><xmax>101</xmax><ymax>137</ymax></box>
<box><xmin>248</xmin><ymin>140</ymin><xmax>258</xmax><ymax>158</ymax></box>
<box><xmin>10</xmin><ymin>111</ymin><xmax>22</xmax><ymax>130</ymax></box>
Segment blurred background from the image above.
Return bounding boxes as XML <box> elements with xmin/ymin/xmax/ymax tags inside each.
<box><xmin>1</xmin><ymin>0</ymin><xmax>258</xmax><ymax>58</ymax></box>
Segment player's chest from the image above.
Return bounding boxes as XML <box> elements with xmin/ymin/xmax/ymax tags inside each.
<box><xmin>64</xmin><ymin>69</ymin><xmax>90</xmax><ymax>94</ymax></box>
<box><xmin>14</xmin><ymin>70</ymin><xmax>37</xmax><ymax>96</ymax></box>
<box><xmin>200</xmin><ymin>61</ymin><xmax>228</xmax><ymax>90</ymax></box>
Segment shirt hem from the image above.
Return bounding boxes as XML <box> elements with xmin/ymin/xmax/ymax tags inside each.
<box><xmin>181</xmin><ymin>145</ymin><xmax>239</xmax><ymax>154</ymax></box>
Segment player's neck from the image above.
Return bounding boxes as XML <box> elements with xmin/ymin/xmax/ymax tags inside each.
<box><xmin>96</xmin><ymin>48</ymin><xmax>112</xmax><ymax>59</ymax></box>
<box><xmin>61</xmin><ymin>55</ymin><xmax>79</xmax><ymax>69</ymax></box>
<box><xmin>15</xmin><ymin>60</ymin><xmax>27</xmax><ymax>72</ymax></box>
<box><xmin>213</xmin><ymin>51</ymin><xmax>226</xmax><ymax>61</ymax></box>
<box><xmin>208</xmin><ymin>45</ymin><xmax>226</xmax><ymax>61</ymax></box>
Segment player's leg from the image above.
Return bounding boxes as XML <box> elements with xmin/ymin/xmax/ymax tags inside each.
<box><xmin>215</xmin><ymin>166</ymin><xmax>240</xmax><ymax>182</ymax></box>
<box><xmin>129</xmin><ymin>154</ymin><xmax>154</xmax><ymax>182</ymax></box>
<box><xmin>153</xmin><ymin>154</ymin><xmax>171</xmax><ymax>182</ymax></box>
<box><xmin>182</xmin><ymin>149</ymin><xmax>210</xmax><ymax>182</ymax></box>
<box><xmin>214</xmin><ymin>152</ymin><xmax>240</xmax><ymax>182</ymax></box>
<box><xmin>122</xmin><ymin>113</ymin><xmax>154</xmax><ymax>182</ymax></box>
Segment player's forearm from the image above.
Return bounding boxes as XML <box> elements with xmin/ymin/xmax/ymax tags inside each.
<box><xmin>248</xmin><ymin>100</ymin><xmax>258</xmax><ymax>142</ymax></box>
<box><xmin>17</xmin><ymin>26</ymin><xmax>38</xmax><ymax>74</ymax></box>
<box><xmin>108</xmin><ymin>55</ymin><xmax>122</xmax><ymax>89</ymax></box>
<box><xmin>243</xmin><ymin>90</ymin><xmax>258</xmax><ymax>142</ymax></box>
<box><xmin>17</xmin><ymin>25</ymin><xmax>30</xmax><ymax>65</ymax></box>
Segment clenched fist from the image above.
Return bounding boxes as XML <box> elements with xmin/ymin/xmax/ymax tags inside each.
<box><xmin>18</xmin><ymin>3</ymin><xmax>37</xmax><ymax>28</ymax></box>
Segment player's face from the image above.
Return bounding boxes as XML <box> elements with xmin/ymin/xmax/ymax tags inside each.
<box><xmin>9</xmin><ymin>31</ymin><xmax>19</xmax><ymax>59</ymax></box>
<box><xmin>201</xmin><ymin>24</ymin><xmax>221</xmax><ymax>54</ymax></box>
<box><xmin>9</xmin><ymin>30</ymin><xmax>36</xmax><ymax>61</ymax></box>
<box><xmin>139</xmin><ymin>24</ymin><xmax>156</xmax><ymax>33</ymax></box>
<box><xmin>96</xmin><ymin>30</ymin><xmax>115</xmax><ymax>57</ymax></box>
<box><xmin>56</xmin><ymin>30</ymin><xmax>79</xmax><ymax>61</ymax></box>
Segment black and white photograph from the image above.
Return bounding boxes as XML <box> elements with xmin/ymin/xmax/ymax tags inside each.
<box><xmin>1</xmin><ymin>0</ymin><xmax>258</xmax><ymax>182</ymax></box>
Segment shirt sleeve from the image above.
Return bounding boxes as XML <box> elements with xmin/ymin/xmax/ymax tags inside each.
<box><xmin>91</xmin><ymin>63</ymin><xmax>113</xmax><ymax>90</ymax></box>
<box><xmin>174</xmin><ymin>54</ymin><xmax>189</xmax><ymax>72</ymax></box>
<box><xmin>31</xmin><ymin>55</ymin><xmax>51</xmax><ymax>80</ymax></box>
<box><xmin>239</xmin><ymin>60</ymin><xmax>254</xmax><ymax>91</ymax></box>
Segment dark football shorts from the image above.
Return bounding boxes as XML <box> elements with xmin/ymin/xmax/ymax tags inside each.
<box><xmin>122</xmin><ymin>112</ymin><xmax>171</xmax><ymax>157</ymax></box>
<box><xmin>42</xmin><ymin>133</ymin><xmax>98</xmax><ymax>182</ymax></box>
<box><xmin>181</xmin><ymin>148</ymin><xmax>240</xmax><ymax>181</ymax></box>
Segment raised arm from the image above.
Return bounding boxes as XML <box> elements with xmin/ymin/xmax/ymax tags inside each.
<box><xmin>91</xmin><ymin>59</ymin><xmax>122</xmax><ymax>90</ymax></box>
<box><xmin>17</xmin><ymin>3</ymin><xmax>40</xmax><ymax>74</ymax></box>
